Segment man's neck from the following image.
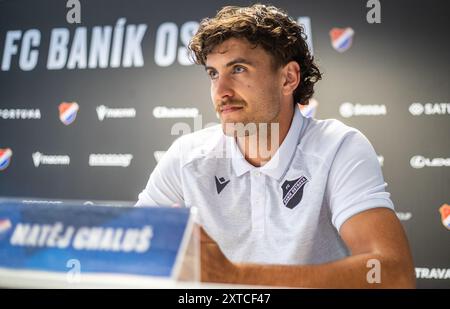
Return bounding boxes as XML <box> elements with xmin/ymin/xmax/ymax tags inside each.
<box><xmin>237</xmin><ymin>105</ymin><xmax>295</xmax><ymax>167</ymax></box>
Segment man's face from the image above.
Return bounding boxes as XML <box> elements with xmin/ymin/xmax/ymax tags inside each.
<box><xmin>205</xmin><ymin>38</ymin><xmax>284</xmax><ymax>136</ymax></box>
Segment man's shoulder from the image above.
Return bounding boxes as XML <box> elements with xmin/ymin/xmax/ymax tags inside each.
<box><xmin>174</xmin><ymin>124</ymin><xmax>225</xmax><ymax>165</ymax></box>
<box><xmin>307</xmin><ymin>117</ymin><xmax>358</xmax><ymax>138</ymax></box>
<box><xmin>300</xmin><ymin>117</ymin><xmax>364</xmax><ymax>157</ymax></box>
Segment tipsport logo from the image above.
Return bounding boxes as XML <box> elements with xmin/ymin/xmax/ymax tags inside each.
<box><xmin>59</xmin><ymin>102</ymin><xmax>79</xmax><ymax>125</ymax></box>
<box><xmin>329</xmin><ymin>27</ymin><xmax>354</xmax><ymax>53</ymax></box>
<box><xmin>0</xmin><ymin>148</ymin><xmax>13</xmax><ymax>171</ymax></box>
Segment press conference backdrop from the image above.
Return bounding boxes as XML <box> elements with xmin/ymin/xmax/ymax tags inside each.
<box><xmin>0</xmin><ymin>0</ymin><xmax>448</xmax><ymax>288</ymax></box>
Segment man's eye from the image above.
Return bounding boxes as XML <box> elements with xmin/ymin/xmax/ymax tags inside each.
<box><xmin>233</xmin><ymin>66</ymin><xmax>246</xmax><ymax>73</ymax></box>
<box><xmin>208</xmin><ymin>71</ymin><xmax>218</xmax><ymax>79</ymax></box>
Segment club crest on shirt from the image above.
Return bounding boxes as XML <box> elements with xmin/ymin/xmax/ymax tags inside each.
<box><xmin>281</xmin><ymin>176</ymin><xmax>308</xmax><ymax>209</ymax></box>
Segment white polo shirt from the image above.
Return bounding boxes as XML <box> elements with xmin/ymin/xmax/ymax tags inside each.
<box><xmin>136</xmin><ymin>107</ymin><xmax>394</xmax><ymax>265</ymax></box>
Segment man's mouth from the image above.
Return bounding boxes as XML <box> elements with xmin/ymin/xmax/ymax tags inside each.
<box><xmin>220</xmin><ymin>105</ymin><xmax>244</xmax><ymax>114</ymax></box>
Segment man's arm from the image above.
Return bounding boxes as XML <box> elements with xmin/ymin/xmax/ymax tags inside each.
<box><xmin>201</xmin><ymin>207</ymin><xmax>416</xmax><ymax>288</ymax></box>
<box><xmin>135</xmin><ymin>137</ymin><xmax>184</xmax><ymax>206</ymax></box>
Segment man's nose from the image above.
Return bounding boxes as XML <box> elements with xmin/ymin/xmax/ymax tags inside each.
<box><xmin>213</xmin><ymin>75</ymin><xmax>234</xmax><ymax>101</ymax></box>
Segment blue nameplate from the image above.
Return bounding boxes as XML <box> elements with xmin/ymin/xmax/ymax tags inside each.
<box><xmin>0</xmin><ymin>202</ymin><xmax>194</xmax><ymax>282</ymax></box>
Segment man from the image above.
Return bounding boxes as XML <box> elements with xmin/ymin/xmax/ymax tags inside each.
<box><xmin>136</xmin><ymin>4</ymin><xmax>415</xmax><ymax>288</ymax></box>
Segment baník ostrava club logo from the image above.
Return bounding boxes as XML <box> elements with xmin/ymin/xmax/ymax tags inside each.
<box><xmin>59</xmin><ymin>102</ymin><xmax>79</xmax><ymax>125</ymax></box>
<box><xmin>439</xmin><ymin>204</ymin><xmax>450</xmax><ymax>230</ymax></box>
<box><xmin>281</xmin><ymin>176</ymin><xmax>309</xmax><ymax>209</ymax></box>
<box><xmin>0</xmin><ymin>148</ymin><xmax>13</xmax><ymax>171</ymax></box>
<box><xmin>329</xmin><ymin>27</ymin><xmax>354</xmax><ymax>53</ymax></box>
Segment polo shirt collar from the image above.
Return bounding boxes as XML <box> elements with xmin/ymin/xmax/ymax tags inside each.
<box><xmin>228</xmin><ymin>106</ymin><xmax>303</xmax><ymax>181</ymax></box>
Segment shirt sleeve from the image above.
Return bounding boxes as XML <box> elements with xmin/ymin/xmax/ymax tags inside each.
<box><xmin>326</xmin><ymin>130</ymin><xmax>395</xmax><ymax>232</ymax></box>
<box><xmin>135</xmin><ymin>137</ymin><xmax>184</xmax><ymax>207</ymax></box>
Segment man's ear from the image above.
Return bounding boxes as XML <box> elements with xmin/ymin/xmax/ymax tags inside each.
<box><xmin>282</xmin><ymin>61</ymin><xmax>301</xmax><ymax>96</ymax></box>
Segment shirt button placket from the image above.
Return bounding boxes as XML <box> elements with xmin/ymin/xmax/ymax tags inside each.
<box><xmin>251</xmin><ymin>170</ymin><xmax>265</xmax><ymax>232</ymax></box>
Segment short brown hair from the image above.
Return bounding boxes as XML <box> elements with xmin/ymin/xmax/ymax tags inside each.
<box><xmin>189</xmin><ymin>4</ymin><xmax>322</xmax><ymax>105</ymax></box>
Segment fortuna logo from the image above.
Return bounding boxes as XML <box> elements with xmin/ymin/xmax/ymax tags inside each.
<box><xmin>329</xmin><ymin>27</ymin><xmax>354</xmax><ymax>53</ymax></box>
<box><xmin>59</xmin><ymin>102</ymin><xmax>79</xmax><ymax>125</ymax></box>
<box><xmin>339</xmin><ymin>102</ymin><xmax>387</xmax><ymax>118</ymax></box>
<box><xmin>96</xmin><ymin>105</ymin><xmax>136</xmax><ymax>121</ymax></box>
<box><xmin>0</xmin><ymin>219</ymin><xmax>12</xmax><ymax>234</ymax></box>
<box><xmin>0</xmin><ymin>109</ymin><xmax>41</xmax><ymax>119</ymax></box>
<box><xmin>281</xmin><ymin>176</ymin><xmax>308</xmax><ymax>209</ymax></box>
<box><xmin>89</xmin><ymin>154</ymin><xmax>133</xmax><ymax>167</ymax></box>
<box><xmin>215</xmin><ymin>176</ymin><xmax>230</xmax><ymax>194</ymax></box>
<box><xmin>439</xmin><ymin>204</ymin><xmax>450</xmax><ymax>230</ymax></box>
<box><xmin>410</xmin><ymin>156</ymin><xmax>450</xmax><ymax>169</ymax></box>
<box><xmin>32</xmin><ymin>152</ymin><xmax>70</xmax><ymax>167</ymax></box>
<box><xmin>299</xmin><ymin>98</ymin><xmax>319</xmax><ymax>118</ymax></box>
<box><xmin>0</xmin><ymin>148</ymin><xmax>13</xmax><ymax>171</ymax></box>
<box><xmin>152</xmin><ymin>106</ymin><xmax>199</xmax><ymax>118</ymax></box>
